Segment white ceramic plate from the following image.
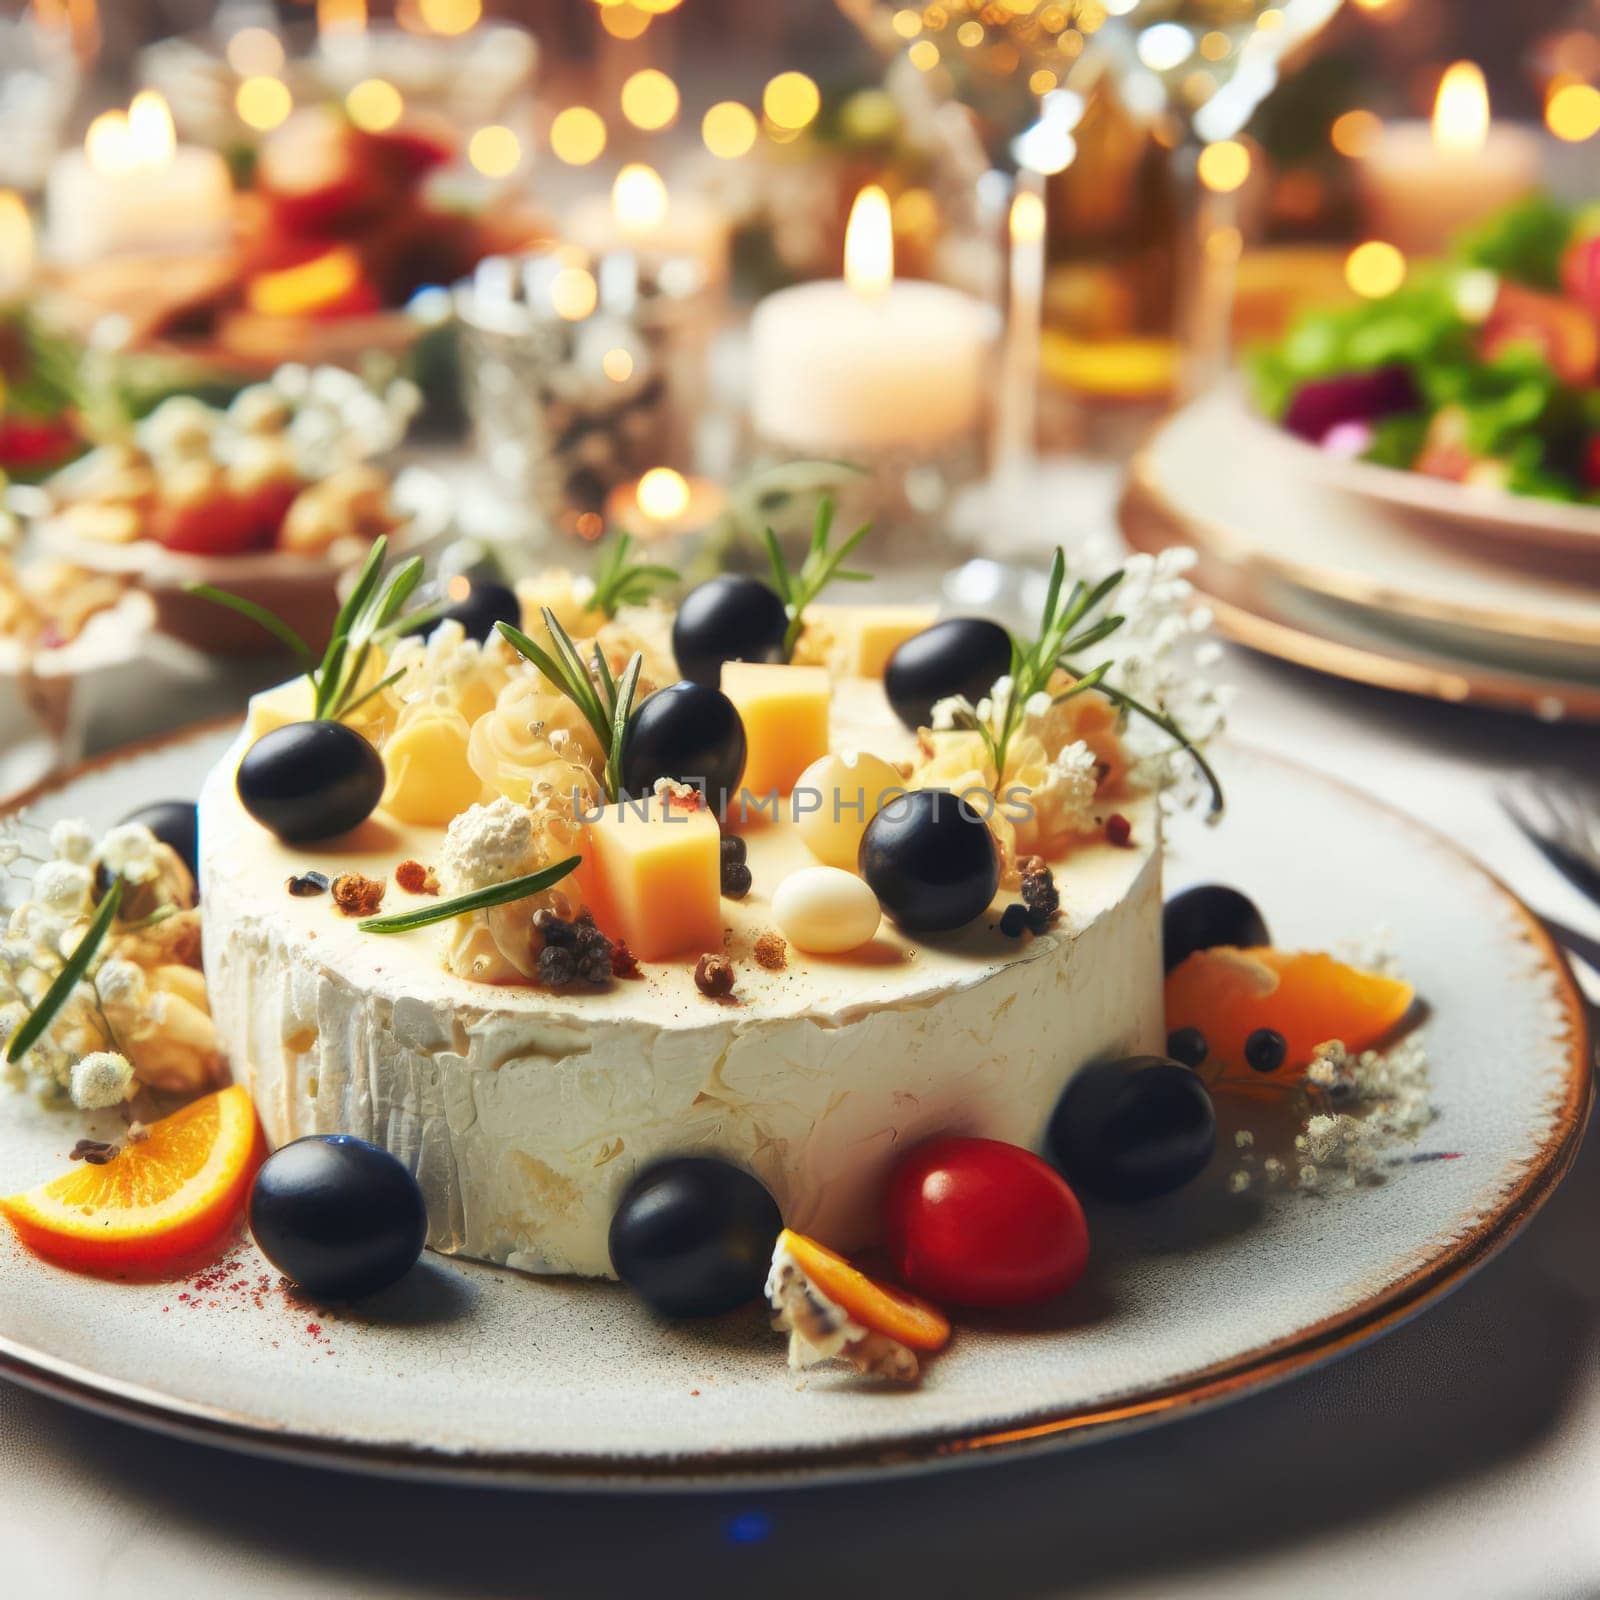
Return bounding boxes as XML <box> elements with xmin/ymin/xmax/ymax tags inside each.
<box><xmin>1135</xmin><ymin>392</ymin><xmax>1600</xmax><ymax>682</ymax></box>
<box><xmin>0</xmin><ymin>725</ymin><xmax>1588</xmax><ymax>1488</ymax></box>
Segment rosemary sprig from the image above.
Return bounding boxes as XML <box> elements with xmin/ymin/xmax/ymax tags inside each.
<box><xmin>5</xmin><ymin>878</ymin><xmax>123</xmax><ymax>1065</ymax></box>
<box><xmin>360</xmin><ymin>856</ymin><xmax>582</xmax><ymax>934</ymax></box>
<box><xmin>954</xmin><ymin>547</ymin><xmax>1223</xmax><ymax>818</ymax></box>
<box><xmin>496</xmin><ymin>611</ymin><xmax>644</xmax><ymax>803</ymax></box>
<box><xmin>189</xmin><ymin>535</ymin><xmax>429</xmax><ymax>725</ymax></box>
<box><xmin>590</xmin><ymin>533</ymin><xmax>679</xmax><ymax>619</ymax></box>
<box><xmin>760</xmin><ymin>495</ymin><xmax>873</xmax><ymax>660</ymax></box>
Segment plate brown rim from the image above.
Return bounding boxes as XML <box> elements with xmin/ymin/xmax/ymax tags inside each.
<box><xmin>0</xmin><ymin>720</ymin><xmax>1590</xmax><ymax>1490</ymax></box>
<box><xmin>1121</xmin><ymin>474</ymin><xmax>1600</xmax><ymax>723</ymax></box>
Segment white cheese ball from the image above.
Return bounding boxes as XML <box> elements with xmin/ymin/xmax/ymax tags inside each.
<box><xmin>792</xmin><ymin>750</ymin><xmax>906</xmax><ymax>872</ymax></box>
<box><xmin>772</xmin><ymin>866</ymin><xmax>882</xmax><ymax>955</ymax></box>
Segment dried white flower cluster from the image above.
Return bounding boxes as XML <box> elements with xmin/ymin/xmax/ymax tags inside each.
<box><xmin>0</xmin><ymin>817</ymin><xmax>215</xmax><ymax>1110</ymax></box>
<box><xmin>1077</xmin><ymin>542</ymin><xmax>1230</xmax><ymax>813</ymax></box>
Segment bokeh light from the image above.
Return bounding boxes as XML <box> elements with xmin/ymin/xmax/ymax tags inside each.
<box><xmin>236</xmin><ymin>76</ymin><xmax>293</xmax><ymax>132</ymax></box>
<box><xmin>550</xmin><ymin>265</ymin><xmax>598</xmax><ymax>321</ymax></box>
<box><xmin>550</xmin><ymin>106</ymin><xmax>606</xmax><ymax>165</ymax></box>
<box><xmin>346</xmin><ymin>78</ymin><xmax>403</xmax><ymax>132</ymax></box>
<box><xmin>763</xmin><ymin>72</ymin><xmax>821</xmax><ymax>131</ymax></box>
<box><xmin>1197</xmin><ymin>139</ymin><xmax>1250</xmax><ymax>193</ymax></box>
<box><xmin>418</xmin><ymin>0</ymin><xmax>481</xmax><ymax>33</ymax></box>
<box><xmin>621</xmin><ymin>68</ymin><xmax>680</xmax><ymax>131</ymax></box>
<box><xmin>702</xmin><ymin>101</ymin><xmax>758</xmax><ymax>159</ymax></box>
<box><xmin>467</xmin><ymin>125</ymin><xmax>521</xmax><ymax>177</ymax></box>
<box><xmin>1546</xmin><ymin>82</ymin><xmax>1600</xmax><ymax>142</ymax></box>
<box><xmin>1330</xmin><ymin>108</ymin><xmax>1382</xmax><ymax>157</ymax></box>
<box><xmin>1346</xmin><ymin>240</ymin><xmax>1406</xmax><ymax>299</ymax></box>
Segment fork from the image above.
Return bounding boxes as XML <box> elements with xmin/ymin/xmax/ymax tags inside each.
<box><xmin>1498</xmin><ymin>771</ymin><xmax>1600</xmax><ymax>910</ymax></box>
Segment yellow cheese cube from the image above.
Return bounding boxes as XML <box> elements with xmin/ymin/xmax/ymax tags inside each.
<box><xmin>578</xmin><ymin>797</ymin><xmax>723</xmax><ymax>962</ymax></box>
<box><xmin>721</xmin><ymin>661</ymin><xmax>830</xmax><ymax>799</ymax></box>
<box><xmin>797</xmin><ymin>604</ymin><xmax>939</xmax><ymax>678</ymax></box>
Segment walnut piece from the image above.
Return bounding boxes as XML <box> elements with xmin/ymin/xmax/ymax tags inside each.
<box><xmin>332</xmin><ymin>873</ymin><xmax>386</xmax><ymax>917</ymax></box>
<box><xmin>694</xmin><ymin>952</ymin><xmax>735</xmax><ymax>998</ymax></box>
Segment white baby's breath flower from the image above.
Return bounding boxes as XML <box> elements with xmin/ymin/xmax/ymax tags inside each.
<box><xmin>48</xmin><ymin>819</ymin><xmax>97</xmax><ymax>865</ymax></box>
<box><xmin>32</xmin><ymin>860</ymin><xmax>94</xmax><ymax>918</ymax></box>
<box><xmin>95</xmin><ymin>958</ymin><xmax>147</xmax><ymax>1009</ymax></box>
<box><xmin>929</xmin><ymin>694</ymin><xmax>976</xmax><ymax>731</ymax></box>
<box><xmin>97</xmin><ymin>823</ymin><xmax>164</xmax><ymax>885</ymax></box>
<box><xmin>69</xmin><ymin>1050</ymin><xmax>135</xmax><ymax>1110</ymax></box>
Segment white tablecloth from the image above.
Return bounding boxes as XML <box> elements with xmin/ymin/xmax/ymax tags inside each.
<box><xmin>3</xmin><ymin>639</ymin><xmax>1597</xmax><ymax>1600</ymax></box>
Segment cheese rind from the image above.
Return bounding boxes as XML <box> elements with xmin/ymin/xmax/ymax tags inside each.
<box><xmin>200</xmin><ymin>676</ymin><xmax>1164</xmax><ymax>1279</ymax></box>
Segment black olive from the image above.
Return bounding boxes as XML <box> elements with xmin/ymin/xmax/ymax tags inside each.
<box><xmin>620</xmin><ymin>682</ymin><xmax>747</xmax><ymax>812</ymax></box>
<box><xmin>671</xmin><ymin>575</ymin><xmax>788</xmax><ymax>687</ymax></box>
<box><xmin>236</xmin><ymin>720</ymin><xmax>386</xmax><ymax>843</ymax></box>
<box><xmin>859</xmin><ymin>788</ymin><xmax>1000</xmax><ymax>933</ymax></box>
<box><xmin>608</xmin><ymin>1156</ymin><xmax>782</xmax><ymax>1317</ymax></box>
<box><xmin>1162</xmin><ymin>884</ymin><xmax>1270</xmax><ymax>972</ymax></box>
<box><xmin>1047</xmin><ymin>1056</ymin><xmax>1217</xmax><ymax>1202</ymax></box>
<box><xmin>438</xmin><ymin>578</ymin><xmax>522</xmax><ymax>643</ymax></box>
<box><xmin>884</xmin><ymin>618</ymin><xmax>1013</xmax><ymax>730</ymax></box>
<box><xmin>249</xmin><ymin>1135</ymin><xmax>427</xmax><ymax>1299</ymax></box>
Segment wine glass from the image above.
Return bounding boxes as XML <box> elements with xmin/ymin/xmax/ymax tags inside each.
<box><xmin>1084</xmin><ymin>0</ymin><xmax>1346</xmax><ymax>391</ymax></box>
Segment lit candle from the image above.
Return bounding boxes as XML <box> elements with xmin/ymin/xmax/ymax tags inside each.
<box><xmin>604</xmin><ymin>468</ymin><xmax>726</xmax><ymax>543</ymax></box>
<box><xmin>1357</xmin><ymin>64</ymin><xmax>1542</xmax><ymax>257</ymax></box>
<box><xmin>0</xmin><ymin>192</ymin><xmax>35</xmax><ymax>302</ymax></box>
<box><xmin>568</xmin><ymin>165</ymin><xmax>730</xmax><ymax>286</ymax></box>
<box><xmin>748</xmin><ymin>186</ymin><xmax>997</xmax><ymax>457</ymax></box>
<box><xmin>45</xmin><ymin>92</ymin><xmax>233</xmax><ymax>264</ymax></box>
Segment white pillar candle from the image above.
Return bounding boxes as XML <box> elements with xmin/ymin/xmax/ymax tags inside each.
<box><xmin>749</xmin><ymin>185</ymin><xmax>997</xmax><ymax>457</ymax></box>
<box><xmin>46</xmin><ymin>93</ymin><xmax>233</xmax><ymax>265</ymax></box>
<box><xmin>1357</xmin><ymin>63</ymin><xmax>1541</xmax><ymax>258</ymax></box>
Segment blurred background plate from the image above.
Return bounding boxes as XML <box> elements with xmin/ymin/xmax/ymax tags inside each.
<box><xmin>1270</xmin><ymin>415</ymin><xmax>1600</xmax><ymax>560</ymax></box>
<box><xmin>1121</xmin><ymin>472</ymin><xmax>1600</xmax><ymax>724</ymax></box>
<box><xmin>1130</xmin><ymin>390</ymin><xmax>1600</xmax><ymax>682</ymax></box>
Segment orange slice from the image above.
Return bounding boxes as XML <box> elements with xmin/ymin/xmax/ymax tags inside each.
<box><xmin>1165</xmin><ymin>947</ymin><xmax>1415</xmax><ymax>1076</ymax></box>
<box><xmin>1</xmin><ymin>1085</ymin><xmax>263</xmax><ymax>1276</ymax></box>
<box><xmin>777</xmin><ymin>1228</ymin><xmax>950</xmax><ymax>1352</ymax></box>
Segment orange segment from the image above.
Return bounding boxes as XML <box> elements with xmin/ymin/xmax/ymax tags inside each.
<box><xmin>1165</xmin><ymin>946</ymin><xmax>1415</xmax><ymax>1074</ymax></box>
<box><xmin>778</xmin><ymin>1228</ymin><xmax>950</xmax><ymax>1352</ymax></box>
<box><xmin>1</xmin><ymin>1086</ymin><xmax>263</xmax><ymax>1276</ymax></box>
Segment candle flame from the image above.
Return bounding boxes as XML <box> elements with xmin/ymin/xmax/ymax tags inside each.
<box><xmin>318</xmin><ymin>0</ymin><xmax>367</xmax><ymax>37</ymax></box>
<box><xmin>612</xmin><ymin>164</ymin><xmax>669</xmax><ymax>233</ymax></box>
<box><xmin>1009</xmin><ymin>190</ymin><xmax>1045</xmax><ymax>246</ymax></box>
<box><xmin>128</xmin><ymin>90</ymin><xmax>176</xmax><ymax>165</ymax></box>
<box><xmin>0</xmin><ymin>191</ymin><xmax>35</xmax><ymax>294</ymax></box>
<box><xmin>1432</xmin><ymin>61</ymin><xmax>1489</xmax><ymax>153</ymax></box>
<box><xmin>844</xmin><ymin>184</ymin><xmax>893</xmax><ymax>297</ymax></box>
<box><xmin>85</xmin><ymin>93</ymin><xmax>176</xmax><ymax>176</ymax></box>
<box><xmin>637</xmin><ymin>468</ymin><xmax>690</xmax><ymax>522</ymax></box>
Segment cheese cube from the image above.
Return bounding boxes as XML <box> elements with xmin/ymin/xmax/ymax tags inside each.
<box><xmin>797</xmin><ymin>604</ymin><xmax>939</xmax><ymax>678</ymax></box>
<box><xmin>578</xmin><ymin>797</ymin><xmax>722</xmax><ymax>962</ymax></box>
<box><xmin>721</xmin><ymin>662</ymin><xmax>830</xmax><ymax>799</ymax></box>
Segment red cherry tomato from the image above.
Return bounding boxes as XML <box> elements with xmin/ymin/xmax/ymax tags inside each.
<box><xmin>884</xmin><ymin>1136</ymin><xmax>1089</xmax><ymax>1309</ymax></box>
